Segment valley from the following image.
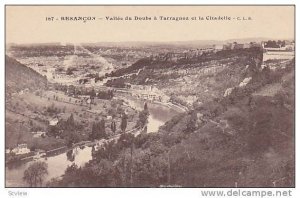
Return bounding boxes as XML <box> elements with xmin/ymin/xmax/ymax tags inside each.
<box><xmin>5</xmin><ymin>40</ymin><xmax>295</xmax><ymax>187</ymax></box>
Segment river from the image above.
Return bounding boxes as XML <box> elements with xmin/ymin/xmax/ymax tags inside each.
<box><xmin>122</xmin><ymin>97</ymin><xmax>182</xmax><ymax>133</ymax></box>
<box><xmin>5</xmin><ymin>98</ymin><xmax>182</xmax><ymax>187</ymax></box>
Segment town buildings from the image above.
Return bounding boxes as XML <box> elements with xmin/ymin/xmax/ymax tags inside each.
<box><xmin>11</xmin><ymin>144</ymin><xmax>31</xmax><ymax>155</ymax></box>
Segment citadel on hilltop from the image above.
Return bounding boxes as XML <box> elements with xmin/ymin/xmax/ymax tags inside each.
<box><xmin>149</xmin><ymin>40</ymin><xmax>294</xmax><ymax>63</ymax></box>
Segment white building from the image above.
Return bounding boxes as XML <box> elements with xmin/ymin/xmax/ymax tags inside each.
<box><xmin>214</xmin><ymin>45</ymin><xmax>224</xmax><ymax>51</ymax></box>
<box><xmin>12</xmin><ymin>144</ymin><xmax>31</xmax><ymax>155</ymax></box>
<box><xmin>32</xmin><ymin>131</ymin><xmax>46</xmax><ymax>138</ymax></box>
<box><xmin>49</xmin><ymin>118</ymin><xmax>59</xmax><ymax>126</ymax></box>
<box><xmin>33</xmin><ymin>149</ymin><xmax>46</xmax><ymax>159</ymax></box>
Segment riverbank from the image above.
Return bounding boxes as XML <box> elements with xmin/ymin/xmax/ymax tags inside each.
<box><xmin>6</xmin><ymin>95</ymin><xmax>182</xmax><ymax>187</ymax></box>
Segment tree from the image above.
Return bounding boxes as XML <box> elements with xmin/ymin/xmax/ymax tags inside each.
<box><xmin>90</xmin><ymin>123</ymin><xmax>97</xmax><ymax>140</ymax></box>
<box><xmin>47</xmin><ymin>125</ymin><xmax>59</xmax><ymax>137</ymax></box>
<box><xmin>66</xmin><ymin>68</ymin><xmax>74</xmax><ymax>75</ymax></box>
<box><xmin>106</xmin><ymin>78</ymin><xmax>126</xmax><ymax>88</ymax></box>
<box><xmin>99</xmin><ymin>118</ymin><xmax>106</xmax><ymax>139</ymax></box>
<box><xmin>137</xmin><ymin>110</ymin><xmax>150</xmax><ymax>129</ymax></box>
<box><xmin>111</xmin><ymin>120</ymin><xmax>117</xmax><ymax>134</ymax></box>
<box><xmin>90</xmin><ymin>88</ymin><xmax>96</xmax><ymax>104</ymax></box>
<box><xmin>65</xmin><ymin>113</ymin><xmax>75</xmax><ymax>131</ymax></box>
<box><xmin>184</xmin><ymin>111</ymin><xmax>197</xmax><ymax>133</ymax></box>
<box><xmin>120</xmin><ymin>113</ymin><xmax>128</xmax><ymax>133</ymax></box>
<box><xmin>68</xmin><ymin>85</ymin><xmax>76</xmax><ymax>95</ymax></box>
<box><xmin>66</xmin><ymin>149</ymin><xmax>75</xmax><ymax>162</ymax></box>
<box><xmin>90</xmin><ymin>119</ymin><xmax>107</xmax><ymax>140</ymax></box>
<box><xmin>144</xmin><ymin>102</ymin><xmax>148</xmax><ymax>111</ymax></box>
<box><xmin>23</xmin><ymin>161</ymin><xmax>48</xmax><ymax>187</ymax></box>
<box><xmin>65</xmin><ymin>131</ymin><xmax>80</xmax><ymax>147</ymax></box>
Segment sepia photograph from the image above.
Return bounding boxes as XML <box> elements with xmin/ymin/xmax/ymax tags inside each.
<box><xmin>5</xmin><ymin>5</ymin><xmax>295</xmax><ymax>188</ymax></box>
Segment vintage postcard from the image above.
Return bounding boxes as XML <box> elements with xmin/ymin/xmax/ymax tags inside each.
<box><xmin>5</xmin><ymin>5</ymin><xmax>295</xmax><ymax>188</ymax></box>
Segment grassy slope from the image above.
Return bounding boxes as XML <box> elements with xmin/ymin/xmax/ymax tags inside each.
<box><xmin>52</xmin><ymin>52</ymin><xmax>294</xmax><ymax>187</ymax></box>
<box><xmin>5</xmin><ymin>55</ymin><xmax>47</xmax><ymax>95</ymax></box>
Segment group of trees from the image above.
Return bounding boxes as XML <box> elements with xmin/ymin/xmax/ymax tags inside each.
<box><xmin>53</xmin><ymin>84</ymin><xmax>114</xmax><ymax>100</ymax></box>
<box><xmin>88</xmin><ymin>102</ymin><xmax>149</xmax><ymax>141</ymax></box>
<box><xmin>184</xmin><ymin>111</ymin><xmax>197</xmax><ymax>133</ymax></box>
<box><xmin>105</xmin><ymin>78</ymin><xmax>126</xmax><ymax>88</ymax></box>
<box><xmin>23</xmin><ymin>161</ymin><xmax>48</xmax><ymax>187</ymax></box>
<box><xmin>48</xmin><ymin>133</ymin><xmax>153</xmax><ymax>187</ymax></box>
<box><xmin>135</xmin><ymin>102</ymin><xmax>150</xmax><ymax>133</ymax></box>
<box><xmin>136</xmin><ymin>110</ymin><xmax>149</xmax><ymax>131</ymax></box>
<box><xmin>97</xmin><ymin>90</ymin><xmax>114</xmax><ymax>100</ymax></box>
<box><xmin>47</xmin><ymin>114</ymin><xmax>81</xmax><ymax>147</ymax></box>
<box><xmin>108</xmin><ymin>58</ymin><xmax>150</xmax><ymax>78</ymax></box>
<box><xmin>90</xmin><ymin>119</ymin><xmax>107</xmax><ymax>140</ymax></box>
<box><xmin>66</xmin><ymin>67</ymin><xmax>77</xmax><ymax>75</ymax></box>
<box><xmin>46</xmin><ymin>103</ymin><xmax>62</xmax><ymax>116</ymax></box>
<box><xmin>264</xmin><ymin>40</ymin><xmax>286</xmax><ymax>48</ymax></box>
<box><xmin>89</xmin><ymin>112</ymin><xmax>128</xmax><ymax>141</ymax></box>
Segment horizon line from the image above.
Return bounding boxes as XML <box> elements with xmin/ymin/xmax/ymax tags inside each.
<box><xmin>6</xmin><ymin>37</ymin><xmax>294</xmax><ymax>45</ymax></box>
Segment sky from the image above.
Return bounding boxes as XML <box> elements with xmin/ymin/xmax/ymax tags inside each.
<box><xmin>6</xmin><ymin>6</ymin><xmax>295</xmax><ymax>44</ymax></box>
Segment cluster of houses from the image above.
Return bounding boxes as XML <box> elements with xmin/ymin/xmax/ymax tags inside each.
<box><xmin>261</xmin><ymin>40</ymin><xmax>295</xmax><ymax>62</ymax></box>
<box><xmin>117</xmin><ymin>83</ymin><xmax>170</xmax><ymax>103</ymax></box>
<box><xmin>32</xmin><ymin>131</ymin><xmax>46</xmax><ymax>138</ymax></box>
<box><xmin>6</xmin><ymin>144</ymin><xmax>31</xmax><ymax>155</ymax></box>
<box><xmin>49</xmin><ymin>117</ymin><xmax>59</xmax><ymax>126</ymax></box>
<box><xmin>6</xmin><ymin>117</ymin><xmax>60</xmax><ymax>156</ymax></box>
<box><xmin>148</xmin><ymin>40</ymin><xmax>294</xmax><ymax>64</ymax></box>
<box><xmin>214</xmin><ymin>41</ymin><xmax>262</xmax><ymax>51</ymax></box>
<box><xmin>99</xmin><ymin>48</ymin><xmax>151</xmax><ymax>60</ymax></box>
<box><xmin>215</xmin><ymin>40</ymin><xmax>294</xmax><ymax>52</ymax></box>
<box><xmin>6</xmin><ymin>130</ymin><xmax>47</xmax><ymax>156</ymax></box>
<box><xmin>262</xmin><ymin>40</ymin><xmax>295</xmax><ymax>52</ymax></box>
<box><xmin>129</xmin><ymin>84</ymin><xmax>170</xmax><ymax>103</ymax></box>
<box><xmin>6</xmin><ymin>143</ymin><xmax>47</xmax><ymax>160</ymax></box>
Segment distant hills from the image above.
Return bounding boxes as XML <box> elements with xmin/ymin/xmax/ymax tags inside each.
<box><xmin>7</xmin><ymin>37</ymin><xmax>293</xmax><ymax>49</ymax></box>
<box><xmin>5</xmin><ymin>55</ymin><xmax>47</xmax><ymax>95</ymax></box>
<box><xmin>80</xmin><ymin>38</ymin><xmax>270</xmax><ymax>48</ymax></box>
